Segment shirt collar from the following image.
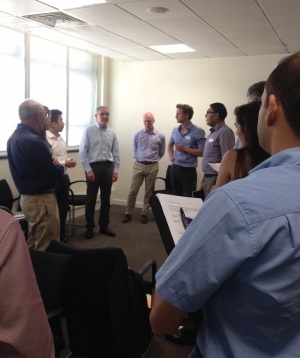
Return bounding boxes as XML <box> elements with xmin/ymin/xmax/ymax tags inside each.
<box><xmin>96</xmin><ymin>123</ymin><xmax>107</xmax><ymax>130</ymax></box>
<box><xmin>250</xmin><ymin>147</ymin><xmax>300</xmax><ymax>175</ymax></box>
<box><xmin>211</xmin><ymin>121</ymin><xmax>225</xmax><ymax>132</ymax></box>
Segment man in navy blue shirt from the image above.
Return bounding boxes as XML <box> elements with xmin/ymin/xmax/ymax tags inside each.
<box><xmin>7</xmin><ymin>99</ymin><xmax>64</xmax><ymax>251</ymax></box>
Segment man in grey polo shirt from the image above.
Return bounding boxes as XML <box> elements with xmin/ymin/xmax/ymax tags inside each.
<box><xmin>201</xmin><ymin>102</ymin><xmax>235</xmax><ymax>197</ymax></box>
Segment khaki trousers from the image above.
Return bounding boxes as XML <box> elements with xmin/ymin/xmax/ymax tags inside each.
<box><xmin>125</xmin><ymin>161</ymin><xmax>159</xmax><ymax>216</ymax></box>
<box><xmin>21</xmin><ymin>193</ymin><xmax>59</xmax><ymax>251</ymax></box>
<box><xmin>203</xmin><ymin>175</ymin><xmax>218</xmax><ymax>198</ymax></box>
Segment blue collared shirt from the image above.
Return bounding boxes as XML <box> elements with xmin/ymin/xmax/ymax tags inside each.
<box><xmin>134</xmin><ymin>128</ymin><xmax>165</xmax><ymax>162</ymax></box>
<box><xmin>156</xmin><ymin>148</ymin><xmax>300</xmax><ymax>358</ymax></box>
<box><xmin>79</xmin><ymin>123</ymin><xmax>120</xmax><ymax>173</ymax></box>
<box><xmin>169</xmin><ymin>122</ymin><xmax>206</xmax><ymax>167</ymax></box>
<box><xmin>7</xmin><ymin>124</ymin><xmax>64</xmax><ymax>194</ymax></box>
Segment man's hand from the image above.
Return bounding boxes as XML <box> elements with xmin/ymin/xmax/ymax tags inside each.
<box><xmin>87</xmin><ymin>170</ymin><xmax>95</xmax><ymax>182</ymax></box>
<box><xmin>52</xmin><ymin>156</ymin><xmax>59</xmax><ymax>166</ymax></box>
<box><xmin>174</xmin><ymin>144</ymin><xmax>186</xmax><ymax>153</ymax></box>
<box><xmin>112</xmin><ymin>172</ymin><xmax>118</xmax><ymax>182</ymax></box>
<box><xmin>65</xmin><ymin>159</ymin><xmax>77</xmax><ymax>168</ymax></box>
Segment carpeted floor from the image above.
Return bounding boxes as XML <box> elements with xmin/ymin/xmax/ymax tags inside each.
<box><xmin>64</xmin><ymin>204</ymin><xmax>193</xmax><ymax>358</ymax></box>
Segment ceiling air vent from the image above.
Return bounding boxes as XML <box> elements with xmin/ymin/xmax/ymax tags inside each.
<box><xmin>22</xmin><ymin>12</ymin><xmax>87</xmax><ymax>28</ymax></box>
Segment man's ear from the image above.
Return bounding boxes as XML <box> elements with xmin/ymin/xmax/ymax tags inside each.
<box><xmin>265</xmin><ymin>94</ymin><xmax>278</xmax><ymax>127</ymax></box>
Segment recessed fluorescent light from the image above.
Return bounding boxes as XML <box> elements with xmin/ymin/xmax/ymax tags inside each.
<box><xmin>43</xmin><ymin>0</ymin><xmax>106</xmax><ymax>10</ymax></box>
<box><xmin>149</xmin><ymin>44</ymin><xmax>195</xmax><ymax>54</ymax></box>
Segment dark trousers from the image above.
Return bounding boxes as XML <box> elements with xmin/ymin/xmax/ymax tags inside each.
<box><xmin>85</xmin><ymin>162</ymin><xmax>114</xmax><ymax>229</ymax></box>
<box><xmin>170</xmin><ymin>165</ymin><xmax>197</xmax><ymax>197</ymax></box>
<box><xmin>55</xmin><ymin>174</ymin><xmax>70</xmax><ymax>239</ymax></box>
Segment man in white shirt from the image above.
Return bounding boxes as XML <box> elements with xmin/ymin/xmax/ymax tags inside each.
<box><xmin>47</xmin><ymin>109</ymin><xmax>76</xmax><ymax>241</ymax></box>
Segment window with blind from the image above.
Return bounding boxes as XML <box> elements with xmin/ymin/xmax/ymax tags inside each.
<box><xmin>0</xmin><ymin>27</ymin><xmax>25</xmax><ymax>151</ymax></box>
<box><xmin>0</xmin><ymin>27</ymin><xmax>100</xmax><ymax>151</ymax></box>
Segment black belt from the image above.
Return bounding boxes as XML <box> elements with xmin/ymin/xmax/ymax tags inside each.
<box><xmin>172</xmin><ymin>164</ymin><xmax>195</xmax><ymax>170</ymax></box>
<box><xmin>137</xmin><ymin>161</ymin><xmax>157</xmax><ymax>165</ymax></box>
<box><xmin>23</xmin><ymin>188</ymin><xmax>55</xmax><ymax>195</ymax></box>
<box><xmin>204</xmin><ymin>174</ymin><xmax>218</xmax><ymax>178</ymax></box>
<box><xmin>91</xmin><ymin>161</ymin><xmax>112</xmax><ymax>165</ymax></box>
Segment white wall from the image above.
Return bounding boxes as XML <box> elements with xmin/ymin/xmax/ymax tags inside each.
<box><xmin>107</xmin><ymin>54</ymin><xmax>283</xmax><ymax>207</ymax></box>
<box><xmin>0</xmin><ymin>53</ymin><xmax>284</xmax><ymax>206</ymax></box>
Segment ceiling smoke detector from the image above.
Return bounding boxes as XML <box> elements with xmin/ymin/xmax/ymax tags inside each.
<box><xmin>147</xmin><ymin>7</ymin><xmax>169</xmax><ymax>14</ymax></box>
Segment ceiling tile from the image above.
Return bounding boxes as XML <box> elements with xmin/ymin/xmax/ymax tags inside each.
<box><xmin>0</xmin><ymin>0</ymin><xmax>56</xmax><ymax>15</ymax></box>
<box><xmin>183</xmin><ymin>0</ymin><xmax>259</xmax><ymax>15</ymax></box>
<box><xmin>118</xmin><ymin>0</ymin><xmax>195</xmax><ymax>20</ymax></box>
<box><xmin>66</xmin><ymin>4</ymin><xmax>141</xmax><ymax>25</ymax></box>
<box><xmin>102</xmin><ymin>19</ymin><xmax>164</xmax><ymax>38</ymax></box>
<box><xmin>148</xmin><ymin>17</ymin><xmax>211</xmax><ymax>34</ymax></box>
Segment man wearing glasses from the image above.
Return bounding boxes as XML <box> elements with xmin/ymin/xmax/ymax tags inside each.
<box><xmin>201</xmin><ymin>103</ymin><xmax>235</xmax><ymax>197</ymax></box>
<box><xmin>79</xmin><ymin>106</ymin><xmax>120</xmax><ymax>239</ymax></box>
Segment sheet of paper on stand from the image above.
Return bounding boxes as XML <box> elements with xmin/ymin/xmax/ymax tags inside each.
<box><xmin>156</xmin><ymin>193</ymin><xmax>203</xmax><ymax>245</ymax></box>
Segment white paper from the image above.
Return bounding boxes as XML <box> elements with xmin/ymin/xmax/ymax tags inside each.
<box><xmin>156</xmin><ymin>194</ymin><xmax>203</xmax><ymax>245</ymax></box>
<box><xmin>208</xmin><ymin>162</ymin><xmax>220</xmax><ymax>172</ymax></box>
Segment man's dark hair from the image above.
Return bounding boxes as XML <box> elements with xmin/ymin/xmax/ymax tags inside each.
<box><xmin>265</xmin><ymin>51</ymin><xmax>300</xmax><ymax>138</ymax></box>
<box><xmin>176</xmin><ymin>104</ymin><xmax>194</xmax><ymax>120</ymax></box>
<box><xmin>247</xmin><ymin>81</ymin><xmax>266</xmax><ymax>102</ymax></box>
<box><xmin>210</xmin><ymin>102</ymin><xmax>227</xmax><ymax>121</ymax></box>
<box><xmin>50</xmin><ymin>109</ymin><xmax>62</xmax><ymax>124</ymax></box>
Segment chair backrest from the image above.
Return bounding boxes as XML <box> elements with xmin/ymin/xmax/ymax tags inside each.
<box><xmin>165</xmin><ymin>165</ymin><xmax>172</xmax><ymax>191</ymax></box>
<box><xmin>0</xmin><ymin>179</ymin><xmax>14</xmax><ymax>210</ymax></box>
<box><xmin>29</xmin><ymin>249</ymin><xmax>71</xmax><ymax>313</ymax></box>
<box><xmin>46</xmin><ymin>240</ymin><xmax>151</xmax><ymax>358</ymax></box>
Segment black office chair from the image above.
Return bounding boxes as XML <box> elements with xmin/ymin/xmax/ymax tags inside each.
<box><xmin>0</xmin><ymin>179</ymin><xmax>28</xmax><ymax>238</ymax></box>
<box><xmin>46</xmin><ymin>240</ymin><xmax>157</xmax><ymax>358</ymax></box>
<box><xmin>153</xmin><ymin>165</ymin><xmax>173</xmax><ymax>195</ymax></box>
<box><xmin>0</xmin><ymin>179</ymin><xmax>20</xmax><ymax>211</ymax></box>
<box><xmin>68</xmin><ymin>180</ymin><xmax>87</xmax><ymax>236</ymax></box>
<box><xmin>29</xmin><ymin>249</ymin><xmax>72</xmax><ymax>357</ymax></box>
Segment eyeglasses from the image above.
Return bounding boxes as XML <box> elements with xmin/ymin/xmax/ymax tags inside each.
<box><xmin>206</xmin><ymin>111</ymin><xmax>216</xmax><ymax>115</ymax></box>
<box><xmin>98</xmin><ymin>112</ymin><xmax>110</xmax><ymax>116</ymax></box>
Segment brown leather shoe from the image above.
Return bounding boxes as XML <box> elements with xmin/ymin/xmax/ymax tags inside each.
<box><xmin>122</xmin><ymin>214</ymin><xmax>132</xmax><ymax>223</ymax></box>
<box><xmin>141</xmin><ymin>215</ymin><xmax>148</xmax><ymax>224</ymax></box>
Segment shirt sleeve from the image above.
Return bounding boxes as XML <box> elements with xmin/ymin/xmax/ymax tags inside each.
<box><xmin>196</xmin><ymin>128</ymin><xmax>206</xmax><ymax>149</ymax></box>
<box><xmin>169</xmin><ymin>128</ymin><xmax>176</xmax><ymax>145</ymax></box>
<box><xmin>219</xmin><ymin>128</ymin><xmax>235</xmax><ymax>156</ymax></box>
<box><xmin>133</xmin><ymin>132</ymin><xmax>139</xmax><ymax>159</ymax></box>
<box><xmin>112</xmin><ymin>134</ymin><xmax>120</xmax><ymax>173</ymax></box>
<box><xmin>79</xmin><ymin>128</ymin><xmax>91</xmax><ymax>173</ymax></box>
<box><xmin>0</xmin><ymin>212</ymin><xmax>55</xmax><ymax>358</ymax></box>
<box><xmin>156</xmin><ymin>189</ymin><xmax>254</xmax><ymax>313</ymax></box>
<box><xmin>29</xmin><ymin>137</ymin><xmax>64</xmax><ymax>181</ymax></box>
<box><xmin>159</xmin><ymin>134</ymin><xmax>166</xmax><ymax>159</ymax></box>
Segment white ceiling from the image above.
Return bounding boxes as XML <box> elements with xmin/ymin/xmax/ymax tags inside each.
<box><xmin>0</xmin><ymin>0</ymin><xmax>298</xmax><ymax>62</ymax></box>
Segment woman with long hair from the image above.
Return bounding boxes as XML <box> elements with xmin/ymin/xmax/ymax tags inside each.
<box><xmin>212</xmin><ymin>101</ymin><xmax>270</xmax><ymax>190</ymax></box>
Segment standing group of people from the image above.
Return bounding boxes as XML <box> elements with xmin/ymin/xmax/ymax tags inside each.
<box><xmin>6</xmin><ymin>89</ymin><xmax>266</xmax><ymax>246</ymax></box>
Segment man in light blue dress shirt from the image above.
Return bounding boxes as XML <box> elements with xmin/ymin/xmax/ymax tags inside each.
<box><xmin>122</xmin><ymin>112</ymin><xmax>165</xmax><ymax>224</ymax></box>
<box><xmin>79</xmin><ymin>106</ymin><xmax>120</xmax><ymax>239</ymax></box>
<box><xmin>150</xmin><ymin>52</ymin><xmax>300</xmax><ymax>357</ymax></box>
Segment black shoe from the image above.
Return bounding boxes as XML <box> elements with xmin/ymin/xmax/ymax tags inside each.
<box><xmin>100</xmin><ymin>226</ymin><xmax>116</xmax><ymax>237</ymax></box>
<box><xmin>165</xmin><ymin>326</ymin><xmax>197</xmax><ymax>346</ymax></box>
<box><xmin>141</xmin><ymin>215</ymin><xmax>148</xmax><ymax>224</ymax></box>
<box><xmin>85</xmin><ymin>228</ymin><xmax>94</xmax><ymax>239</ymax></box>
<box><xmin>122</xmin><ymin>214</ymin><xmax>132</xmax><ymax>223</ymax></box>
